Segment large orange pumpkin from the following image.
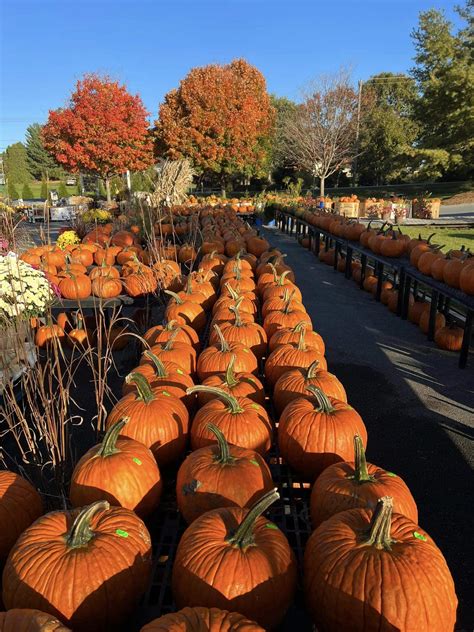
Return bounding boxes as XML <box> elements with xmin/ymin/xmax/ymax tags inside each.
<box><xmin>0</xmin><ymin>471</ymin><xmax>43</xmax><ymax>562</ymax></box>
<box><xmin>2</xmin><ymin>501</ymin><xmax>152</xmax><ymax>632</ymax></box>
<box><xmin>143</xmin><ymin>319</ymin><xmax>200</xmax><ymax>352</ymax></box>
<box><xmin>304</xmin><ymin>497</ymin><xmax>457</xmax><ymax>632</ymax></box>
<box><xmin>176</xmin><ymin>424</ymin><xmax>273</xmax><ymax>524</ymax></box>
<box><xmin>278</xmin><ymin>386</ymin><xmax>367</xmax><ymax>481</ymax></box>
<box><xmin>106</xmin><ymin>372</ymin><xmax>189</xmax><ymax>467</ymax></box>
<box><xmin>269</xmin><ymin>320</ymin><xmax>325</xmax><ymax>354</ymax></box>
<box><xmin>197</xmin><ymin>325</ymin><xmax>258</xmax><ymax>381</ymax></box>
<box><xmin>164</xmin><ymin>290</ymin><xmax>206</xmax><ymax>332</ymax></box>
<box><xmin>310</xmin><ymin>435</ymin><xmax>418</xmax><ymax>528</ymax></box>
<box><xmin>172</xmin><ymin>490</ymin><xmax>297</xmax><ymax>630</ymax></box>
<box><xmin>58</xmin><ymin>273</ymin><xmax>91</xmax><ymax>300</ymax></box>
<box><xmin>273</xmin><ymin>360</ymin><xmax>346</xmax><ymax>415</ymax></box>
<box><xmin>212</xmin><ymin>303</ymin><xmax>267</xmax><ymax>360</ymax></box>
<box><xmin>264</xmin><ymin>329</ymin><xmax>327</xmax><ymax>387</ymax></box>
<box><xmin>198</xmin><ymin>354</ymin><xmax>265</xmax><ymax>406</ymax></box>
<box><xmin>70</xmin><ymin>419</ymin><xmax>162</xmax><ymax>518</ymax></box>
<box><xmin>188</xmin><ymin>386</ymin><xmax>272</xmax><ymax>456</ymax></box>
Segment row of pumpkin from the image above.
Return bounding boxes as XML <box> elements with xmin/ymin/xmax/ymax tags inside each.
<box><xmin>298</xmin><ymin>210</ymin><xmax>474</xmax><ymax>295</ymax></box>
<box><xmin>302</xmin><ymin>231</ymin><xmax>466</xmax><ymax>352</ymax></box>
<box><xmin>1</xmin><ymin>212</ymin><xmax>457</xmax><ymax>631</ymax></box>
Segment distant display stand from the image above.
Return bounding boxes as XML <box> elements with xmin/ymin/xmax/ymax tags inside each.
<box><xmin>49</xmin><ymin>206</ymin><xmax>79</xmax><ymax>221</ymax></box>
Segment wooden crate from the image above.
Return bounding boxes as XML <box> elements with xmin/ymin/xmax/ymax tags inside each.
<box><xmin>335</xmin><ymin>201</ymin><xmax>359</xmax><ymax>217</ymax></box>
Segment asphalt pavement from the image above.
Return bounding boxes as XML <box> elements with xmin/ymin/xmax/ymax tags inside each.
<box><xmin>262</xmin><ymin>226</ymin><xmax>474</xmax><ymax>631</ymax></box>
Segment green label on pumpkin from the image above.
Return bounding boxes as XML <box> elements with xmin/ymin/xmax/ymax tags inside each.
<box><xmin>242</xmin><ymin>348</ymin><xmax>249</xmax><ymax>353</ymax></box>
<box><xmin>161</xmin><ymin>390</ymin><xmax>171</xmax><ymax>397</ymax></box>
<box><xmin>265</xmin><ymin>523</ymin><xmax>278</xmax><ymax>530</ymax></box>
<box><xmin>177</xmin><ymin>369</ymin><xmax>184</xmax><ymax>374</ymax></box>
<box><xmin>413</xmin><ymin>531</ymin><xmax>427</xmax><ymax>542</ymax></box>
<box><xmin>249</xmin><ymin>458</ymin><xmax>260</xmax><ymax>466</ymax></box>
<box><xmin>133</xmin><ymin>457</ymin><xmax>142</xmax><ymax>465</ymax></box>
<box><xmin>385</xmin><ymin>471</ymin><xmax>397</xmax><ymax>477</ymax></box>
<box><xmin>115</xmin><ymin>529</ymin><xmax>129</xmax><ymax>538</ymax></box>
<box><xmin>250</xmin><ymin>403</ymin><xmax>260</xmax><ymax>410</ymax></box>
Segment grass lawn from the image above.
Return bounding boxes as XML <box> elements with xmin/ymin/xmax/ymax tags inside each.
<box><xmin>0</xmin><ymin>181</ymin><xmax>78</xmax><ymax>198</ymax></box>
<box><xmin>398</xmin><ymin>226</ymin><xmax>474</xmax><ymax>252</ymax></box>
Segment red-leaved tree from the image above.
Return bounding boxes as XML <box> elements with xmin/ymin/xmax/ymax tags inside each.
<box><xmin>155</xmin><ymin>59</ymin><xmax>274</xmax><ymax>193</ymax></box>
<box><xmin>42</xmin><ymin>74</ymin><xmax>153</xmax><ymax>201</ymax></box>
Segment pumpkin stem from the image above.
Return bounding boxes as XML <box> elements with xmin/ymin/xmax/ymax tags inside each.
<box><xmin>207</xmin><ymin>423</ymin><xmax>234</xmax><ymax>464</ymax></box>
<box><xmin>213</xmin><ymin>324</ymin><xmax>230</xmax><ymax>352</ymax></box>
<box><xmin>186</xmin><ymin>385</ymin><xmax>243</xmax><ymax>414</ymax></box>
<box><xmin>98</xmin><ymin>418</ymin><xmax>129</xmax><ymax>457</ymax></box>
<box><xmin>66</xmin><ymin>500</ymin><xmax>110</xmax><ymax>549</ymax></box>
<box><xmin>228</xmin><ymin>298</ymin><xmax>244</xmax><ymax>327</ymax></box>
<box><xmin>306</xmin><ymin>384</ymin><xmax>335</xmax><ymax>413</ymax></box>
<box><xmin>276</xmin><ymin>270</ymin><xmax>290</xmax><ymax>286</ymax></box>
<box><xmin>164</xmin><ymin>319</ymin><xmax>177</xmax><ymax>331</ymax></box>
<box><xmin>163</xmin><ymin>328</ymin><xmax>179</xmax><ymax>351</ymax></box>
<box><xmin>297</xmin><ymin>326</ymin><xmax>307</xmax><ymax>351</ymax></box>
<box><xmin>142</xmin><ymin>351</ymin><xmax>168</xmax><ymax>378</ymax></box>
<box><xmin>306</xmin><ymin>360</ymin><xmax>320</xmax><ymax>379</ymax></box>
<box><xmin>164</xmin><ymin>290</ymin><xmax>183</xmax><ymax>305</ymax></box>
<box><xmin>225</xmin><ymin>354</ymin><xmax>239</xmax><ymax>387</ymax></box>
<box><xmin>227</xmin><ymin>488</ymin><xmax>279</xmax><ymax>549</ymax></box>
<box><xmin>352</xmin><ymin>435</ymin><xmax>374</xmax><ymax>483</ymax></box>
<box><xmin>225</xmin><ymin>283</ymin><xmax>239</xmax><ymax>300</ymax></box>
<box><xmin>361</xmin><ymin>496</ymin><xmax>395</xmax><ymax>550</ymax></box>
<box><xmin>293</xmin><ymin>320</ymin><xmax>309</xmax><ymax>334</ymax></box>
<box><xmin>125</xmin><ymin>372</ymin><xmax>155</xmax><ymax>403</ymax></box>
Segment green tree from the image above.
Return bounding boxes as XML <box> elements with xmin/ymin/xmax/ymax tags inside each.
<box><xmin>4</xmin><ymin>142</ymin><xmax>31</xmax><ymax>185</ymax></box>
<box><xmin>40</xmin><ymin>177</ymin><xmax>48</xmax><ymax>199</ymax></box>
<box><xmin>21</xmin><ymin>182</ymin><xmax>34</xmax><ymax>199</ymax></box>
<box><xmin>411</xmin><ymin>3</ymin><xmax>474</xmax><ymax>178</ymax></box>
<box><xmin>358</xmin><ymin>73</ymin><xmax>419</xmax><ymax>184</ymax></box>
<box><xmin>25</xmin><ymin>123</ymin><xmax>62</xmax><ymax>180</ymax></box>
<box><xmin>58</xmin><ymin>181</ymin><xmax>68</xmax><ymax>197</ymax></box>
<box><xmin>7</xmin><ymin>182</ymin><xmax>19</xmax><ymax>199</ymax></box>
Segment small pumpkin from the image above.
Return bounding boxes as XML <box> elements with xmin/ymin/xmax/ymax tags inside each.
<box><xmin>106</xmin><ymin>372</ymin><xmax>189</xmax><ymax>467</ymax></box>
<box><xmin>434</xmin><ymin>323</ymin><xmax>464</xmax><ymax>351</ymax></box>
<box><xmin>210</xmin><ymin>303</ymin><xmax>267</xmax><ymax>361</ymax></box>
<box><xmin>2</xmin><ymin>501</ymin><xmax>152</xmax><ymax>632</ymax></box>
<box><xmin>164</xmin><ymin>290</ymin><xmax>206</xmax><ymax>332</ymax></box>
<box><xmin>269</xmin><ymin>320</ymin><xmax>325</xmax><ymax>354</ymax></box>
<box><xmin>310</xmin><ymin>435</ymin><xmax>418</xmax><ymax>528</ymax></box>
<box><xmin>188</xmin><ymin>386</ymin><xmax>272</xmax><ymax>456</ymax></box>
<box><xmin>35</xmin><ymin>324</ymin><xmax>65</xmax><ymax>348</ymax></box>
<box><xmin>91</xmin><ymin>276</ymin><xmax>122</xmax><ymax>298</ymax></box>
<box><xmin>172</xmin><ymin>489</ymin><xmax>297</xmax><ymax>630</ymax></box>
<box><xmin>58</xmin><ymin>273</ymin><xmax>91</xmax><ymax>300</ymax></box>
<box><xmin>176</xmin><ymin>423</ymin><xmax>274</xmax><ymax>524</ymax></box>
<box><xmin>140</xmin><ymin>607</ymin><xmax>265</xmax><ymax>632</ymax></box>
<box><xmin>144</xmin><ymin>319</ymin><xmax>200</xmax><ymax>352</ymax></box>
<box><xmin>70</xmin><ymin>418</ymin><xmax>162</xmax><ymax>518</ymax></box>
<box><xmin>146</xmin><ymin>331</ymin><xmax>197</xmax><ymax>375</ymax></box>
<box><xmin>278</xmin><ymin>386</ymin><xmax>367</xmax><ymax>481</ymax></box>
<box><xmin>304</xmin><ymin>496</ymin><xmax>457</xmax><ymax>632</ymax></box>
<box><xmin>0</xmin><ymin>609</ymin><xmax>70</xmax><ymax>631</ymax></box>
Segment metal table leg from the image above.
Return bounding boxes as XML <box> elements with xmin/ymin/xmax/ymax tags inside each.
<box><xmin>345</xmin><ymin>246</ymin><xmax>353</xmax><ymax>279</ymax></box>
<box><xmin>397</xmin><ymin>268</ymin><xmax>406</xmax><ymax>316</ymax></box>
<box><xmin>459</xmin><ymin>310</ymin><xmax>472</xmax><ymax>369</ymax></box>
<box><xmin>360</xmin><ymin>255</ymin><xmax>367</xmax><ymax>289</ymax></box>
<box><xmin>375</xmin><ymin>262</ymin><xmax>384</xmax><ymax>302</ymax></box>
<box><xmin>402</xmin><ymin>275</ymin><xmax>412</xmax><ymax>319</ymax></box>
<box><xmin>428</xmin><ymin>290</ymin><xmax>439</xmax><ymax>340</ymax></box>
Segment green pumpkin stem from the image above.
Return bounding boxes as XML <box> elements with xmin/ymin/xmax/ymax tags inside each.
<box><xmin>125</xmin><ymin>372</ymin><xmax>155</xmax><ymax>403</ymax></box>
<box><xmin>225</xmin><ymin>354</ymin><xmax>239</xmax><ymax>387</ymax></box>
<box><xmin>164</xmin><ymin>290</ymin><xmax>183</xmax><ymax>305</ymax></box>
<box><xmin>207</xmin><ymin>423</ymin><xmax>233</xmax><ymax>464</ymax></box>
<box><xmin>225</xmin><ymin>283</ymin><xmax>239</xmax><ymax>300</ymax></box>
<box><xmin>164</xmin><ymin>319</ymin><xmax>177</xmax><ymax>331</ymax></box>
<box><xmin>306</xmin><ymin>360</ymin><xmax>320</xmax><ymax>379</ymax></box>
<box><xmin>186</xmin><ymin>385</ymin><xmax>243</xmax><ymax>413</ymax></box>
<box><xmin>306</xmin><ymin>384</ymin><xmax>335</xmax><ymax>413</ymax></box>
<box><xmin>228</xmin><ymin>297</ymin><xmax>244</xmax><ymax>327</ymax></box>
<box><xmin>98</xmin><ymin>418</ymin><xmax>129</xmax><ymax>457</ymax></box>
<box><xmin>213</xmin><ymin>324</ymin><xmax>230</xmax><ymax>352</ymax></box>
<box><xmin>293</xmin><ymin>320</ymin><xmax>310</xmax><ymax>333</ymax></box>
<box><xmin>227</xmin><ymin>488</ymin><xmax>279</xmax><ymax>548</ymax></box>
<box><xmin>276</xmin><ymin>270</ymin><xmax>290</xmax><ymax>286</ymax></box>
<box><xmin>362</xmin><ymin>496</ymin><xmax>395</xmax><ymax>550</ymax></box>
<box><xmin>163</xmin><ymin>328</ymin><xmax>179</xmax><ymax>351</ymax></box>
<box><xmin>297</xmin><ymin>326</ymin><xmax>307</xmax><ymax>351</ymax></box>
<box><xmin>353</xmin><ymin>435</ymin><xmax>374</xmax><ymax>483</ymax></box>
<box><xmin>142</xmin><ymin>351</ymin><xmax>168</xmax><ymax>378</ymax></box>
<box><xmin>66</xmin><ymin>501</ymin><xmax>110</xmax><ymax>549</ymax></box>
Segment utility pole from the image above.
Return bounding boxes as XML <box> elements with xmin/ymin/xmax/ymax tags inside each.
<box><xmin>352</xmin><ymin>79</ymin><xmax>363</xmax><ymax>187</ymax></box>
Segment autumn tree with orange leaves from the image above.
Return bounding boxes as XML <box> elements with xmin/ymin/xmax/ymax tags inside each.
<box><xmin>155</xmin><ymin>59</ymin><xmax>275</xmax><ymax>194</ymax></box>
<box><xmin>42</xmin><ymin>74</ymin><xmax>153</xmax><ymax>201</ymax></box>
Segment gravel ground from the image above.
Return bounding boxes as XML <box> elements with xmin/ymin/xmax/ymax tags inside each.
<box><xmin>262</xmin><ymin>226</ymin><xmax>474</xmax><ymax>630</ymax></box>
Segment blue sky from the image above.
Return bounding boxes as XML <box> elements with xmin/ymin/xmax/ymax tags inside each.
<box><xmin>0</xmin><ymin>0</ymin><xmax>463</xmax><ymax>151</ymax></box>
